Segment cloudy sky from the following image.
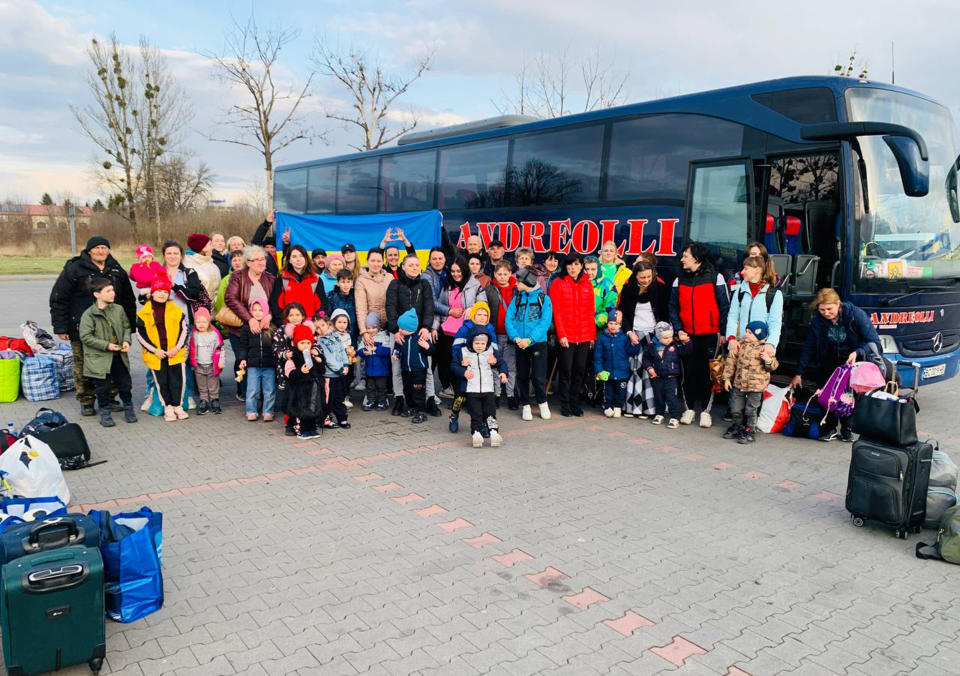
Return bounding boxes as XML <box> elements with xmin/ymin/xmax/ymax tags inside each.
<box><xmin>2</xmin><ymin>0</ymin><xmax>959</xmax><ymax>207</ymax></box>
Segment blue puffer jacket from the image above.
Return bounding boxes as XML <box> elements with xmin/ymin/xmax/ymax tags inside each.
<box><xmin>641</xmin><ymin>339</ymin><xmax>692</xmax><ymax>378</ymax></box>
<box><xmin>724</xmin><ymin>281</ymin><xmax>784</xmax><ymax>348</ymax></box>
<box><xmin>505</xmin><ymin>287</ymin><xmax>553</xmax><ymax>344</ymax></box>
<box><xmin>393</xmin><ymin>335</ymin><xmax>433</xmax><ymax>372</ymax></box>
<box><xmin>327</xmin><ymin>288</ymin><xmax>358</xmax><ymax>341</ymax></box>
<box><xmin>593</xmin><ymin>330</ymin><xmax>642</xmax><ymax>380</ymax></box>
<box><xmin>796</xmin><ymin>301</ymin><xmax>881</xmax><ymax>376</ymax></box>
<box><xmin>360</xmin><ymin>330</ymin><xmax>392</xmax><ymax>377</ymax></box>
<box><xmin>318</xmin><ymin>332</ymin><xmax>348</xmax><ymax>377</ymax></box>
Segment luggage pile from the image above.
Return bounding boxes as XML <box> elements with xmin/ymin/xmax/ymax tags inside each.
<box><xmin>0</xmin><ymin>321</ymin><xmax>75</xmax><ymax>403</ymax></box>
<box><xmin>0</xmin><ymin>410</ymin><xmax>162</xmax><ymax>674</ymax></box>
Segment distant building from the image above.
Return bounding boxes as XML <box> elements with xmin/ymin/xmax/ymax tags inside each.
<box><xmin>0</xmin><ymin>204</ymin><xmax>93</xmax><ymax>230</ymax></box>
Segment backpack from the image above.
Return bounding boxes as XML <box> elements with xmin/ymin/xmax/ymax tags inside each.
<box><xmin>916</xmin><ymin>504</ymin><xmax>960</xmax><ymax>565</ymax></box>
<box><xmin>738</xmin><ymin>285</ymin><xmax>777</xmax><ymax>314</ymax></box>
<box><xmin>20</xmin><ymin>408</ymin><xmax>68</xmax><ymax>438</ymax></box>
<box><xmin>782</xmin><ymin>395</ymin><xmax>823</xmax><ymax>439</ymax></box>
<box><xmin>817</xmin><ymin>364</ymin><xmax>856</xmax><ymax>420</ymax></box>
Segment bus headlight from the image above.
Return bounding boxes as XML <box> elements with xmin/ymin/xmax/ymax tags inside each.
<box><xmin>879</xmin><ymin>334</ymin><xmax>899</xmax><ymax>354</ymax></box>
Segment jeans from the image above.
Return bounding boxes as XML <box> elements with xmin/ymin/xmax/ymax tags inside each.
<box><xmin>603</xmin><ymin>379</ymin><xmax>627</xmax><ymax>409</ymax></box>
<box><xmin>728</xmin><ymin>387</ymin><xmax>763</xmax><ymax>430</ymax></box>
<box><xmin>496</xmin><ymin>335</ymin><xmax>516</xmax><ymax>396</ymax></box>
<box><xmin>245</xmin><ymin>367</ymin><xmax>276</xmax><ymax>416</ymax></box>
<box><xmin>651</xmin><ymin>376</ymin><xmax>683</xmax><ymax>419</ymax></box>
<box><xmin>91</xmin><ymin>353</ymin><xmax>132</xmax><ymax>407</ymax></box>
<box><xmin>515</xmin><ymin>341</ymin><xmax>548</xmax><ymax>405</ymax></box>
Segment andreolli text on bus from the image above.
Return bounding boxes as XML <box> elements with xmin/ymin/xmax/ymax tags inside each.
<box><xmin>453</xmin><ymin>217</ymin><xmax>679</xmax><ymax>257</ymax></box>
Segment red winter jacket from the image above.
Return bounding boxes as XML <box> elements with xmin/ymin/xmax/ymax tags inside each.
<box><xmin>490</xmin><ymin>277</ymin><xmax>517</xmax><ymax>335</ymax></box>
<box><xmin>275</xmin><ymin>270</ymin><xmax>328</xmax><ymax>320</ymax></box>
<box><xmin>550</xmin><ymin>273</ymin><xmax>596</xmax><ymax>343</ymax></box>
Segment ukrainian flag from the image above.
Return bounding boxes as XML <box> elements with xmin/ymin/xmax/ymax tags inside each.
<box><xmin>276</xmin><ymin>210</ymin><xmax>443</xmax><ymax>268</ymax></box>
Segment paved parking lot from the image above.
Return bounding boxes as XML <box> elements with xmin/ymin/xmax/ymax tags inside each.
<box><xmin>0</xmin><ymin>278</ymin><xmax>958</xmax><ymax>676</ymax></box>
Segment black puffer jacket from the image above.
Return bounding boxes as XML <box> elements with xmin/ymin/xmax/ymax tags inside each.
<box><xmin>385</xmin><ymin>269</ymin><xmax>435</xmax><ymax>333</ymax></box>
<box><xmin>236</xmin><ymin>326</ymin><xmax>276</xmax><ymax>369</ymax></box>
<box><xmin>49</xmin><ymin>252</ymin><xmax>137</xmax><ymax>340</ymax></box>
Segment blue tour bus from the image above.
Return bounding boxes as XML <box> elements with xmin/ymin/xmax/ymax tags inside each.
<box><xmin>274</xmin><ymin>76</ymin><xmax>960</xmax><ymax>384</ymax></box>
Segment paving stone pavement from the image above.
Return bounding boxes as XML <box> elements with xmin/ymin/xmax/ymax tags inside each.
<box><xmin>0</xmin><ymin>279</ymin><xmax>958</xmax><ymax>676</ymax></box>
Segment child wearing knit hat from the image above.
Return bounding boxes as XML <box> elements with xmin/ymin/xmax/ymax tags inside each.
<box><xmin>189</xmin><ymin>307</ymin><xmax>225</xmax><ymax>415</ymax></box>
<box><xmin>641</xmin><ymin>322</ymin><xmax>692</xmax><ymax>428</ymax></box>
<box><xmin>359</xmin><ymin>312</ymin><xmax>392</xmax><ymax>411</ymax></box>
<box><xmin>129</xmin><ymin>245</ymin><xmax>166</xmax><ymax>303</ymax></box>
<box><xmin>284</xmin><ymin>323</ymin><xmax>325</xmax><ymax>439</ymax></box>
<box><xmin>722</xmin><ymin>320</ymin><xmax>778</xmax><ymax>444</ymax></box>
<box><xmin>392</xmin><ymin>308</ymin><xmax>434</xmax><ymax>423</ymax></box>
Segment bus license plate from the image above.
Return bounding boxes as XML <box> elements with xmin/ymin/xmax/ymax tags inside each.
<box><xmin>923</xmin><ymin>364</ymin><xmax>946</xmax><ymax>379</ymax></box>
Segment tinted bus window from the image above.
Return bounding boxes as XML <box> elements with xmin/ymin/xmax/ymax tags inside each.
<box><xmin>274</xmin><ymin>168</ymin><xmax>307</xmax><ymax>213</ymax></box>
<box><xmin>438</xmin><ymin>140</ymin><xmax>508</xmax><ymax>209</ymax></box>
<box><xmin>508</xmin><ymin>125</ymin><xmax>604</xmax><ymax>206</ymax></box>
<box><xmin>688</xmin><ymin>163</ymin><xmax>750</xmax><ymax>251</ymax></box>
<box><xmin>381</xmin><ymin>150</ymin><xmax>436</xmax><ymax>212</ymax></box>
<box><xmin>306</xmin><ymin>165</ymin><xmax>337</xmax><ymax>213</ymax></box>
<box><xmin>337</xmin><ymin>158</ymin><xmax>379</xmax><ymax>214</ymax></box>
<box><xmin>607</xmin><ymin>114</ymin><xmax>743</xmax><ymax>201</ymax></box>
<box><xmin>751</xmin><ymin>87</ymin><xmax>837</xmax><ymax>123</ymax></box>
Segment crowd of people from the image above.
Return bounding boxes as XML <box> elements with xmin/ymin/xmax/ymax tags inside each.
<box><xmin>49</xmin><ymin>213</ymin><xmax>883</xmax><ymax>446</ymax></box>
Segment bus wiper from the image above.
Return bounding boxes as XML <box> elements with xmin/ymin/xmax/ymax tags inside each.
<box><xmin>882</xmin><ymin>283</ymin><xmax>957</xmax><ymax>305</ymax></box>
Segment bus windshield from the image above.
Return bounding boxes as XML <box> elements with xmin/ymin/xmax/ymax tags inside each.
<box><xmin>847</xmin><ymin>87</ymin><xmax>960</xmax><ymax>290</ymax></box>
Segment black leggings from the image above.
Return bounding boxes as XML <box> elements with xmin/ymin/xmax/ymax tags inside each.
<box><xmin>681</xmin><ymin>334</ymin><xmax>718</xmax><ymax>413</ymax></box>
<box><xmin>152</xmin><ymin>360</ymin><xmax>184</xmax><ymax>408</ymax></box>
<box><xmin>435</xmin><ymin>331</ymin><xmax>456</xmax><ymax>390</ymax></box>
<box><xmin>557</xmin><ymin>341</ymin><xmax>591</xmax><ymax>409</ymax></box>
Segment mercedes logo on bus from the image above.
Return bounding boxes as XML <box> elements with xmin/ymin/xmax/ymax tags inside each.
<box><xmin>932</xmin><ymin>331</ymin><xmax>943</xmax><ymax>353</ymax></box>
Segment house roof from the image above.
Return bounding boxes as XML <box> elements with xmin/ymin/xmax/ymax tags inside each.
<box><xmin>0</xmin><ymin>204</ymin><xmax>95</xmax><ymax>217</ymax></box>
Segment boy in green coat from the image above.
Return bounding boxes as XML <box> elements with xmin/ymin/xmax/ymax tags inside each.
<box><xmin>79</xmin><ymin>278</ymin><xmax>137</xmax><ymax>427</ymax></box>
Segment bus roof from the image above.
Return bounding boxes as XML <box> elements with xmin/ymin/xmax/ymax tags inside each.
<box><xmin>277</xmin><ymin>76</ymin><xmax>944</xmax><ymax>172</ymax></box>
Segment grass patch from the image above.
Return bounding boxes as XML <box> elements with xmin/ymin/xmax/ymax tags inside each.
<box><xmin>0</xmin><ymin>255</ymin><xmax>136</xmax><ymax>275</ymax></box>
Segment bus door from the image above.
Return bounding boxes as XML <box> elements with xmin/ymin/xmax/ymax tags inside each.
<box><xmin>685</xmin><ymin>159</ymin><xmax>752</xmax><ymax>279</ymax></box>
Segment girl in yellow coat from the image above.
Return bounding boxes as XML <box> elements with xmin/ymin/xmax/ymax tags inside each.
<box><xmin>136</xmin><ymin>276</ymin><xmax>190</xmax><ymax>422</ymax></box>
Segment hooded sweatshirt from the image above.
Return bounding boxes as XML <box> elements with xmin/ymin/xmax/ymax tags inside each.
<box><xmin>454</xmin><ymin>324</ymin><xmax>508</xmax><ymax>394</ymax></box>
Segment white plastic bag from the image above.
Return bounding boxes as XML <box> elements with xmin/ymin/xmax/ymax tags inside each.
<box><xmin>758</xmin><ymin>384</ymin><xmax>793</xmax><ymax>434</ymax></box>
<box><xmin>0</xmin><ymin>435</ymin><xmax>70</xmax><ymax>505</ymax></box>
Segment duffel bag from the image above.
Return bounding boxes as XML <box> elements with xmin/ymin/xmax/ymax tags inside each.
<box><xmin>851</xmin><ymin>387</ymin><xmax>918</xmax><ymax>446</ymax></box>
<box><xmin>0</xmin><ymin>512</ymin><xmax>99</xmax><ymax>567</ymax></box>
<box><xmin>916</xmin><ymin>504</ymin><xmax>960</xmax><ymax>565</ymax></box>
<box><xmin>782</xmin><ymin>395</ymin><xmax>822</xmax><ymax>439</ymax></box>
<box><xmin>19</xmin><ymin>407</ymin><xmax>68</xmax><ymax>438</ymax></box>
<box><xmin>757</xmin><ymin>384</ymin><xmax>793</xmax><ymax>434</ymax></box>
<box><xmin>0</xmin><ymin>337</ymin><xmax>32</xmax><ymax>356</ymax></box>
<box><xmin>89</xmin><ymin>508</ymin><xmax>164</xmax><ymax>623</ymax></box>
<box><xmin>33</xmin><ymin>423</ymin><xmax>99</xmax><ymax>471</ymax></box>
<box><xmin>925</xmin><ymin>448</ymin><xmax>959</xmax><ymax>529</ymax></box>
<box><xmin>0</xmin><ymin>358</ymin><xmax>20</xmax><ymax>403</ymax></box>
<box><xmin>20</xmin><ymin>356</ymin><xmax>58</xmax><ymax>402</ymax></box>
<box><xmin>44</xmin><ymin>345</ymin><xmax>75</xmax><ymax>391</ymax></box>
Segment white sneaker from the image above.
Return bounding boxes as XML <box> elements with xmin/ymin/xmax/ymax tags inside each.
<box><xmin>637</xmin><ymin>414</ymin><xmax>650</xmax><ymax>420</ymax></box>
<box><xmin>438</xmin><ymin>387</ymin><xmax>455</xmax><ymax>399</ymax></box>
<box><xmin>699</xmin><ymin>412</ymin><xmax>713</xmax><ymax>428</ymax></box>
<box><xmin>344</xmin><ymin>399</ymin><xmax>354</xmax><ymax>408</ymax></box>
<box><xmin>490</xmin><ymin>430</ymin><xmax>503</xmax><ymax>447</ymax></box>
<box><xmin>667</xmin><ymin>418</ymin><xmax>679</xmax><ymax>429</ymax></box>
<box><xmin>651</xmin><ymin>415</ymin><xmax>665</xmax><ymax>425</ymax></box>
<box><xmin>612</xmin><ymin>409</ymin><xmax>622</xmax><ymax>418</ymax></box>
<box><xmin>622</xmin><ymin>411</ymin><xmax>634</xmax><ymax>418</ymax></box>
<box><xmin>538</xmin><ymin>402</ymin><xmax>551</xmax><ymax>420</ymax></box>
<box><xmin>604</xmin><ymin>408</ymin><xmax>614</xmax><ymax>418</ymax></box>
<box><xmin>472</xmin><ymin>431</ymin><xmax>484</xmax><ymax>447</ymax></box>
<box><xmin>680</xmin><ymin>409</ymin><xmax>695</xmax><ymax>425</ymax></box>
<box><xmin>521</xmin><ymin>405</ymin><xmax>533</xmax><ymax>421</ymax></box>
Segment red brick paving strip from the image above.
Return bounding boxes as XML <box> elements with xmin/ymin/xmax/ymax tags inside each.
<box><xmin>413</xmin><ymin>505</ymin><xmax>448</xmax><ymax>519</ymax></box>
<box><xmin>812</xmin><ymin>490</ymin><xmax>841</xmax><ymax>501</ymax></box>
<box><xmin>562</xmin><ymin>588</ymin><xmax>610</xmax><ymax>610</ymax></box>
<box><xmin>650</xmin><ymin>636</ymin><xmax>708</xmax><ymax>667</ymax></box>
<box><xmin>462</xmin><ymin>532</ymin><xmax>502</xmax><ymax>548</ymax></box>
<box><xmin>491</xmin><ymin>549</ymin><xmax>534</xmax><ymax>567</ymax></box>
<box><xmin>353</xmin><ymin>473</ymin><xmax>383</xmax><ymax>482</ymax></box>
<box><xmin>437</xmin><ymin>518</ymin><xmax>473</xmax><ymax>532</ymax></box>
<box><xmin>391</xmin><ymin>493</ymin><xmax>424</xmax><ymax>505</ymax></box>
<box><xmin>741</xmin><ymin>471</ymin><xmax>767</xmax><ymax>480</ymax></box>
<box><xmin>523</xmin><ymin>567</ymin><xmax>569</xmax><ymax>588</ymax></box>
<box><xmin>775</xmin><ymin>480</ymin><xmax>804</xmax><ymax>491</ymax></box>
<box><xmin>713</xmin><ymin>462</ymin><xmax>735</xmax><ymax>471</ymax></box>
<box><xmin>725</xmin><ymin>667</ymin><xmax>752</xmax><ymax>676</ymax></box>
<box><xmin>602</xmin><ymin>611</ymin><xmax>655</xmax><ymax>637</ymax></box>
<box><xmin>371</xmin><ymin>482</ymin><xmax>403</xmax><ymax>492</ymax></box>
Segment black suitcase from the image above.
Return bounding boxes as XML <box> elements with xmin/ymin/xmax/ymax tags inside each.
<box><xmin>846</xmin><ymin>438</ymin><xmax>934</xmax><ymax>538</ymax></box>
<box><xmin>1</xmin><ymin>546</ymin><xmax>105</xmax><ymax>675</ymax></box>
<box><xmin>31</xmin><ymin>422</ymin><xmax>98</xmax><ymax>470</ymax></box>
<box><xmin>0</xmin><ymin>514</ymin><xmax>100</xmax><ymax>566</ymax></box>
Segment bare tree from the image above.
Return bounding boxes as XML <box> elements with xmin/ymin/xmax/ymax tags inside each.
<box><xmin>312</xmin><ymin>39</ymin><xmax>436</xmax><ymax>151</ymax></box>
<box><xmin>155</xmin><ymin>157</ymin><xmax>215</xmax><ymax>213</ymax></box>
<box><xmin>495</xmin><ymin>48</ymin><xmax>629</xmax><ymax>119</ymax></box>
<box><xmin>70</xmin><ymin>35</ymin><xmax>191</xmax><ymax>238</ymax></box>
<box><xmin>207</xmin><ymin>15</ymin><xmax>317</xmax><ymax>212</ymax></box>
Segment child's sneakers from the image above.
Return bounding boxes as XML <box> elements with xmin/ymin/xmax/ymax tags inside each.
<box><xmin>173</xmin><ymin>406</ymin><xmax>189</xmax><ymax>420</ymax></box>
<box><xmin>298</xmin><ymin>429</ymin><xmax>321</xmax><ymax>440</ymax></box>
<box><xmin>612</xmin><ymin>409</ymin><xmax>621</xmax><ymax>418</ymax></box>
<box><xmin>679</xmin><ymin>409</ymin><xmax>695</xmax><ymax>425</ymax></box>
<box><xmin>723</xmin><ymin>424</ymin><xmax>741</xmax><ymax>440</ymax></box>
<box><xmin>344</xmin><ymin>399</ymin><xmax>354</xmax><ymax>408</ymax></box>
<box><xmin>472</xmin><ymin>431</ymin><xmax>484</xmax><ymax>447</ymax></box>
<box><xmin>651</xmin><ymin>415</ymin><xmax>665</xmax><ymax>425</ymax></box>
<box><xmin>449</xmin><ymin>415</ymin><xmax>459</xmax><ymax>433</ymax></box>
<box><xmin>490</xmin><ymin>430</ymin><xmax>503</xmax><ymax>447</ymax></box>
<box><xmin>603</xmin><ymin>408</ymin><xmax>614</xmax><ymax>418</ymax></box>
<box><xmin>666</xmin><ymin>418</ymin><xmax>679</xmax><ymax>429</ymax></box>
<box><xmin>411</xmin><ymin>412</ymin><xmax>427</xmax><ymax>424</ymax></box>
<box><xmin>197</xmin><ymin>400</ymin><xmax>209</xmax><ymax>415</ymax></box>
<box><xmin>738</xmin><ymin>427</ymin><xmax>756</xmax><ymax>444</ymax></box>
<box><xmin>521</xmin><ymin>405</ymin><xmax>533</xmax><ymax>421</ymax></box>
<box><xmin>538</xmin><ymin>402</ymin><xmax>551</xmax><ymax>420</ymax></box>
<box><xmin>163</xmin><ymin>406</ymin><xmax>177</xmax><ymax>422</ymax></box>
<box><xmin>375</xmin><ymin>400</ymin><xmax>390</xmax><ymax>411</ymax></box>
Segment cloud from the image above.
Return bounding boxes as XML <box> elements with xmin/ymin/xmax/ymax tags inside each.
<box><xmin>0</xmin><ymin>124</ymin><xmax>43</xmax><ymax>145</ymax></box>
<box><xmin>0</xmin><ymin>0</ymin><xmax>88</xmax><ymax>66</ymax></box>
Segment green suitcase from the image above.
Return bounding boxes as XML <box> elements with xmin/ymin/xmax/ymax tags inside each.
<box><xmin>1</xmin><ymin>546</ymin><xmax>105</xmax><ymax>675</ymax></box>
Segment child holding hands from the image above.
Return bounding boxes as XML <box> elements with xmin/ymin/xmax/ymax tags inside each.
<box><xmin>722</xmin><ymin>320</ymin><xmax>778</xmax><ymax>444</ymax></box>
<box><xmin>641</xmin><ymin>322</ymin><xmax>691</xmax><ymax>428</ymax></box>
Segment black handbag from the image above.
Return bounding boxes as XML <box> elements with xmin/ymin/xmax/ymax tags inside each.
<box><xmin>852</xmin><ymin>386</ymin><xmax>919</xmax><ymax>446</ymax></box>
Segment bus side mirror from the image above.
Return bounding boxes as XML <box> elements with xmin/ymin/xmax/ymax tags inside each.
<box><xmin>947</xmin><ymin>156</ymin><xmax>960</xmax><ymax>223</ymax></box>
<box><xmin>883</xmin><ymin>135</ymin><xmax>929</xmax><ymax>197</ymax></box>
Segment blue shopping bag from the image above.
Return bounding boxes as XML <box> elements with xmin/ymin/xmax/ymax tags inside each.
<box><xmin>88</xmin><ymin>507</ymin><xmax>163</xmax><ymax>623</ymax></box>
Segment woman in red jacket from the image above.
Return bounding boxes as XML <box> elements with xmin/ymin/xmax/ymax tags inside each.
<box><xmin>273</xmin><ymin>245</ymin><xmax>328</xmax><ymax>321</ymax></box>
<box><xmin>549</xmin><ymin>253</ymin><xmax>596</xmax><ymax>417</ymax></box>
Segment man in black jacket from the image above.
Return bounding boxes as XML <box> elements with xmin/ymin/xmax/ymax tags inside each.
<box><xmin>385</xmin><ymin>255</ymin><xmax>440</xmax><ymax>415</ymax></box>
<box><xmin>49</xmin><ymin>236</ymin><xmax>137</xmax><ymax>416</ymax></box>
<box><xmin>251</xmin><ymin>212</ymin><xmax>281</xmax><ymax>276</ymax></box>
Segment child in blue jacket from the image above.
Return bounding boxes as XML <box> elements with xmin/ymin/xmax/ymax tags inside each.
<box><xmin>641</xmin><ymin>321</ymin><xmax>692</xmax><ymax>428</ymax></box>
<box><xmin>505</xmin><ymin>267</ymin><xmax>554</xmax><ymax>421</ymax></box>
<box><xmin>392</xmin><ymin>308</ymin><xmax>434</xmax><ymax>424</ymax></box>
<box><xmin>593</xmin><ymin>312</ymin><xmax>643</xmax><ymax>418</ymax></box>
<box><xmin>359</xmin><ymin>312</ymin><xmax>391</xmax><ymax>411</ymax></box>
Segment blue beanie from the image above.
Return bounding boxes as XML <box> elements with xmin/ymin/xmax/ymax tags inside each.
<box><xmin>397</xmin><ymin>308</ymin><xmax>419</xmax><ymax>333</ymax></box>
<box><xmin>745</xmin><ymin>320</ymin><xmax>768</xmax><ymax>341</ymax></box>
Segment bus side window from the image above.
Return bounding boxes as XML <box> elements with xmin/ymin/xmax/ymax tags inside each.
<box><xmin>687</xmin><ymin>162</ymin><xmax>750</xmax><ymax>278</ymax></box>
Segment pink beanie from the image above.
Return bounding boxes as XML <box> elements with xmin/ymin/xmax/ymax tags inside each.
<box><xmin>325</xmin><ymin>253</ymin><xmax>345</xmax><ymax>266</ymax></box>
<box><xmin>193</xmin><ymin>307</ymin><xmax>211</xmax><ymax>322</ymax></box>
<box><xmin>136</xmin><ymin>245</ymin><xmax>154</xmax><ymax>260</ymax></box>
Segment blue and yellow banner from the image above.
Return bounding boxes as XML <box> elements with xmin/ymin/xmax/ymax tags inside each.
<box><xmin>276</xmin><ymin>210</ymin><xmax>443</xmax><ymax>267</ymax></box>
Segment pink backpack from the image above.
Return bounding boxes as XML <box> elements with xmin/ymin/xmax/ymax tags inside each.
<box><xmin>817</xmin><ymin>364</ymin><xmax>856</xmax><ymax>420</ymax></box>
<box><xmin>849</xmin><ymin>361</ymin><xmax>886</xmax><ymax>394</ymax></box>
